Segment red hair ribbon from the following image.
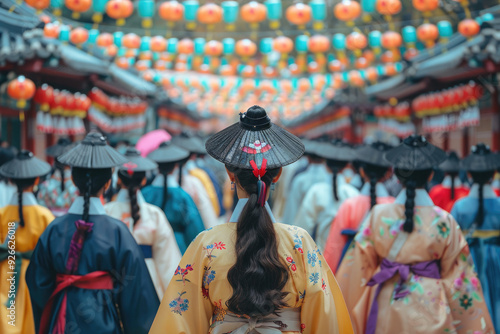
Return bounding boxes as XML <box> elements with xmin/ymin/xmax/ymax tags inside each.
<box><xmin>250</xmin><ymin>159</ymin><xmax>267</xmax><ymax>207</ymax></box>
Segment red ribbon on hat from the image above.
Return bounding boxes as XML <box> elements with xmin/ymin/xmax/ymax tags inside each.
<box><xmin>250</xmin><ymin>159</ymin><xmax>267</xmax><ymax>179</ymax></box>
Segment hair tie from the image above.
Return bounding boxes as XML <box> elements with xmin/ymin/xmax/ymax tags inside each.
<box><xmin>250</xmin><ymin>159</ymin><xmax>267</xmax><ymax>207</ymax></box>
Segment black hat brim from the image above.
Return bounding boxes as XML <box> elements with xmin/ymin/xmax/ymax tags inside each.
<box><xmin>147</xmin><ymin>145</ymin><xmax>190</xmax><ymax>164</ymax></box>
<box><xmin>355</xmin><ymin>145</ymin><xmax>392</xmax><ymax>167</ymax></box>
<box><xmin>461</xmin><ymin>153</ymin><xmax>500</xmax><ymax>172</ymax></box>
<box><xmin>172</xmin><ymin>136</ymin><xmax>206</xmax><ymax>155</ymax></box>
<box><xmin>46</xmin><ymin>142</ymin><xmax>78</xmax><ymax>158</ymax></box>
<box><xmin>58</xmin><ymin>136</ymin><xmax>127</xmax><ymax>169</ymax></box>
<box><xmin>385</xmin><ymin>143</ymin><xmax>446</xmax><ymax>170</ymax></box>
<box><xmin>315</xmin><ymin>142</ymin><xmax>355</xmax><ymax>162</ymax></box>
<box><xmin>206</xmin><ymin>123</ymin><xmax>305</xmax><ymax>170</ymax></box>
<box><xmin>0</xmin><ymin>156</ymin><xmax>51</xmax><ymax>179</ymax></box>
<box><xmin>120</xmin><ymin>155</ymin><xmax>158</xmax><ymax>172</ymax></box>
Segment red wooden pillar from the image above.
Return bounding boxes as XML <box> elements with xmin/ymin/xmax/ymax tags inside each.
<box><xmin>443</xmin><ymin>132</ymin><xmax>449</xmax><ymax>152</ymax></box>
<box><xmin>491</xmin><ymin>86</ymin><xmax>500</xmax><ymax>152</ymax></box>
<box><xmin>46</xmin><ymin>133</ymin><xmax>55</xmax><ymax>164</ymax></box>
<box><xmin>22</xmin><ymin>102</ymin><xmax>36</xmax><ymax>152</ymax></box>
<box><xmin>462</xmin><ymin>127</ymin><xmax>469</xmax><ymax>158</ymax></box>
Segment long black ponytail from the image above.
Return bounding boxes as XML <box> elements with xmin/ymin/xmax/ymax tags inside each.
<box><xmin>158</xmin><ymin>162</ymin><xmax>177</xmax><ymax>210</ymax></box>
<box><xmin>362</xmin><ymin>163</ymin><xmax>390</xmax><ymax>209</ymax></box>
<box><xmin>55</xmin><ymin>159</ymin><xmax>66</xmax><ymax>193</ymax></box>
<box><xmin>395</xmin><ymin>168</ymin><xmax>433</xmax><ymax>233</ymax></box>
<box><xmin>72</xmin><ymin>167</ymin><xmax>112</xmax><ymax>222</ymax></box>
<box><xmin>118</xmin><ymin>170</ymin><xmax>146</xmax><ymax>229</ymax></box>
<box><xmin>326</xmin><ymin>160</ymin><xmax>349</xmax><ymax>201</ymax></box>
<box><xmin>470</xmin><ymin>171</ymin><xmax>495</xmax><ymax>227</ymax></box>
<box><xmin>12</xmin><ymin>178</ymin><xmax>37</xmax><ymax>227</ymax></box>
<box><xmin>449</xmin><ymin>172</ymin><xmax>457</xmax><ymax>199</ymax></box>
<box><xmin>225</xmin><ymin>166</ymin><xmax>288</xmax><ymax>317</ymax></box>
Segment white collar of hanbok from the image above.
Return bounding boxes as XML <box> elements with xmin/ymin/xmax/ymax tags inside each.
<box><xmin>442</xmin><ymin>175</ymin><xmax>462</xmax><ymax>188</ymax></box>
<box><xmin>469</xmin><ymin>184</ymin><xmax>497</xmax><ymax>199</ymax></box>
<box><xmin>229</xmin><ymin>198</ymin><xmax>276</xmax><ymax>223</ymax></box>
<box><xmin>184</xmin><ymin>160</ymin><xmax>197</xmax><ymax>172</ymax></box>
<box><xmin>395</xmin><ymin>189</ymin><xmax>434</xmax><ymax>206</ymax></box>
<box><xmin>152</xmin><ymin>174</ymin><xmax>179</xmax><ymax>188</ymax></box>
<box><xmin>68</xmin><ymin>196</ymin><xmax>106</xmax><ymax>215</ymax></box>
<box><xmin>9</xmin><ymin>192</ymin><xmax>38</xmax><ymax>206</ymax></box>
<box><xmin>115</xmin><ymin>188</ymin><xmax>146</xmax><ymax>204</ymax></box>
<box><xmin>361</xmin><ymin>182</ymin><xmax>390</xmax><ymax>197</ymax></box>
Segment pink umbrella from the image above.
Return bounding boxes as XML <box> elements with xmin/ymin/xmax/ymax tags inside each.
<box><xmin>136</xmin><ymin>129</ymin><xmax>172</xmax><ymax>157</ymax></box>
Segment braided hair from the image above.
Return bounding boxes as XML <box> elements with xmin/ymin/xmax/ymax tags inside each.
<box><xmin>361</xmin><ymin>163</ymin><xmax>390</xmax><ymax>209</ymax></box>
<box><xmin>395</xmin><ymin>168</ymin><xmax>433</xmax><ymax>233</ymax></box>
<box><xmin>118</xmin><ymin>170</ymin><xmax>146</xmax><ymax>228</ymax></box>
<box><xmin>326</xmin><ymin>160</ymin><xmax>349</xmax><ymax>201</ymax></box>
<box><xmin>158</xmin><ymin>162</ymin><xmax>177</xmax><ymax>209</ymax></box>
<box><xmin>55</xmin><ymin>159</ymin><xmax>66</xmax><ymax>193</ymax></box>
<box><xmin>470</xmin><ymin>171</ymin><xmax>495</xmax><ymax>227</ymax></box>
<box><xmin>72</xmin><ymin>167</ymin><xmax>112</xmax><ymax>222</ymax></box>
<box><xmin>11</xmin><ymin>178</ymin><xmax>37</xmax><ymax>227</ymax></box>
<box><xmin>449</xmin><ymin>172</ymin><xmax>457</xmax><ymax>199</ymax></box>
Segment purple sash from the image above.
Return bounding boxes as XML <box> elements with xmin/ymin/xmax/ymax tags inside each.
<box><xmin>365</xmin><ymin>258</ymin><xmax>440</xmax><ymax>334</ymax></box>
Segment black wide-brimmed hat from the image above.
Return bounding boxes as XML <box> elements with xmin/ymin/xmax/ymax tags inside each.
<box><xmin>301</xmin><ymin>139</ymin><xmax>320</xmax><ymax>156</ymax></box>
<box><xmin>461</xmin><ymin>143</ymin><xmax>500</xmax><ymax>172</ymax></box>
<box><xmin>355</xmin><ymin>141</ymin><xmax>393</xmax><ymax>167</ymax></box>
<box><xmin>172</xmin><ymin>132</ymin><xmax>206</xmax><ymax>155</ymax></box>
<box><xmin>315</xmin><ymin>139</ymin><xmax>355</xmax><ymax>162</ymax></box>
<box><xmin>385</xmin><ymin>135</ymin><xmax>446</xmax><ymax>170</ymax></box>
<box><xmin>58</xmin><ymin>132</ymin><xmax>126</xmax><ymax>169</ymax></box>
<box><xmin>206</xmin><ymin>105</ymin><xmax>304</xmax><ymax>169</ymax></box>
<box><xmin>438</xmin><ymin>151</ymin><xmax>461</xmax><ymax>173</ymax></box>
<box><xmin>120</xmin><ymin>147</ymin><xmax>158</xmax><ymax>172</ymax></box>
<box><xmin>147</xmin><ymin>141</ymin><xmax>190</xmax><ymax>164</ymax></box>
<box><xmin>46</xmin><ymin>137</ymin><xmax>77</xmax><ymax>158</ymax></box>
<box><xmin>0</xmin><ymin>150</ymin><xmax>51</xmax><ymax>179</ymax></box>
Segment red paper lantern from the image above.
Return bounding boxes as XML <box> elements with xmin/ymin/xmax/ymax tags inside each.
<box><xmin>417</xmin><ymin>23</ymin><xmax>439</xmax><ymax>46</ymax></box>
<box><xmin>273</xmin><ymin>36</ymin><xmax>294</xmax><ymax>54</ymax></box>
<box><xmin>308</xmin><ymin>35</ymin><xmax>330</xmax><ymax>53</ymax></box>
<box><xmin>198</xmin><ymin>3</ymin><xmax>223</xmax><ymax>25</ymax></box>
<box><xmin>346</xmin><ymin>32</ymin><xmax>367</xmax><ymax>53</ymax></box>
<box><xmin>122</xmin><ymin>33</ymin><xmax>141</xmax><ymax>49</ymax></box>
<box><xmin>412</xmin><ymin>0</ymin><xmax>439</xmax><ymax>11</ymax></box>
<box><xmin>376</xmin><ymin>0</ymin><xmax>402</xmax><ymax>15</ymax></box>
<box><xmin>458</xmin><ymin>19</ymin><xmax>480</xmax><ymax>38</ymax></box>
<box><xmin>240</xmin><ymin>1</ymin><xmax>267</xmax><ymax>24</ymax></box>
<box><xmin>334</xmin><ymin>0</ymin><xmax>361</xmax><ymax>25</ymax></box>
<box><xmin>150</xmin><ymin>36</ymin><xmax>167</xmax><ymax>52</ymax></box>
<box><xmin>69</xmin><ymin>27</ymin><xmax>89</xmax><ymax>45</ymax></box>
<box><xmin>8</xmin><ymin>76</ymin><xmax>36</xmax><ymax>109</ymax></box>
<box><xmin>106</xmin><ymin>0</ymin><xmax>134</xmax><ymax>26</ymax></box>
<box><xmin>381</xmin><ymin>31</ymin><xmax>402</xmax><ymax>49</ymax></box>
<box><xmin>65</xmin><ymin>0</ymin><xmax>91</xmax><ymax>18</ymax></box>
<box><xmin>159</xmin><ymin>1</ymin><xmax>184</xmax><ymax>23</ymax></box>
<box><xmin>204</xmin><ymin>40</ymin><xmax>223</xmax><ymax>56</ymax></box>
<box><xmin>286</xmin><ymin>3</ymin><xmax>312</xmax><ymax>27</ymax></box>
<box><xmin>97</xmin><ymin>33</ymin><xmax>114</xmax><ymax>47</ymax></box>
<box><xmin>43</xmin><ymin>23</ymin><xmax>60</xmax><ymax>39</ymax></box>
<box><xmin>25</xmin><ymin>0</ymin><xmax>50</xmax><ymax>12</ymax></box>
<box><xmin>235</xmin><ymin>39</ymin><xmax>257</xmax><ymax>58</ymax></box>
<box><xmin>178</xmin><ymin>39</ymin><xmax>194</xmax><ymax>54</ymax></box>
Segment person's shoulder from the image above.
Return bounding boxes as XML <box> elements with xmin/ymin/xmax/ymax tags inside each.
<box><xmin>33</xmin><ymin>204</ymin><xmax>55</xmax><ymax>219</ymax></box>
<box><xmin>274</xmin><ymin>223</ymin><xmax>310</xmax><ymax>238</ymax></box>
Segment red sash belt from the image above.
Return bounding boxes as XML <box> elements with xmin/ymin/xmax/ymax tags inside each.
<box><xmin>39</xmin><ymin>271</ymin><xmax>114</xmax><ymax>334</ymax></box>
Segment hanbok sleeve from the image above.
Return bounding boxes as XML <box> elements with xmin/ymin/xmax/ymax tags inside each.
<box><xmin>180</xmin><ymin>195</ymin><xmax>206</xmax><ymax>247</ymax></box>
<box><xmin>324</xmin><ymin>200</ymin><xmax>352</xmax><ymax>273</ymax></box>
<box><xmin>299</xmin><ymin>229</ymin><xmax>354</xmax><ymax>334</ymax></box>
<box><xmin>149</xmin><ymin>232</ymin><xmax>214</xmax><ymax>334</ymax></box>
<box><xmin>152</xmin><ymin>207</ymin><xmax>182</xmax><ymax>291</ymax></box>
<box><xmin>293</xmin><ymin>188</ymin><xmax>320</xmax><ymax>236</ymax></box>
<box><xmin>335</xmin><ymin>212</ymin><xmax>380</xmax><ymax>334</ymax></box>
<box><xmin>439</xmin><ymin>214</ymin><xmax>494</xmax><ymax>333</ymax></box>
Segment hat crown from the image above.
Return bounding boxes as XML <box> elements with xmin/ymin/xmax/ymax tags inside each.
<box><xmin>240</xmin><ymin>105</ymin><xmax>271</xmax><ymax>131</ymax></box>
<box><xmin>17</xmin><ymin>150</ymin><xmax>34</xmax><ymax>160</ymax></box>
<box><xmin>471</xmin><ymin>143</ymin><xmax>491</xmax><ymax>155</ymax></box>
<box><xmin>82</xmin><ymin>132</ymin><xmax>107</xmax><ymax>146</ymax></box>
<box><xmin>124</xmin><ymin>147</ymin><xmax>141</xmax><ymax>157</ymax></box>
<box><xmin>159</xmin><ymin>141</ymin><xmax>172</xmax><ymax>148</ymax></box>
<box><xmin>56</xmin><ymin>137</ymin><xmax>72</xmax><ymax>146</ymax></box>
<box><xmin>403</xmin><ymin>135</ymin><xmax>427</xmax><ymax>148</ymax></box>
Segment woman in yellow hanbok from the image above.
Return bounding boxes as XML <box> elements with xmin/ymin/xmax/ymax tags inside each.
<box><xmin>150</xmin><ymin>106</ymin><xmax>353</xmax><ymax>334</ymax></box>
<box><xmin>0</xmin><ymin>150</ymin><xmax>53</xmax><ymax>334</ymax></box>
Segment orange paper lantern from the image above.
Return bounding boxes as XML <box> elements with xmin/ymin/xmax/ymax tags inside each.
<box><xmin>412</xmin><ymin>0</ymin><xmax>439</xmax><ymax>12</ymax></box>
<box><xmin>240</xmin><ymin>1</ymin><xmax>267</xmax><ymax>24</ymax></box>
<box><xmin>458</xmin><ymin>19</ymin><xmax>480</xmax><ymax>38</ymax></box>
<box><xmin>417</xmin><ymin>23</ymin><xmax>439</xmax><ymax>46</ymax></box>
<box><xmin>43</xmin><ymin>23</ymin><xmax>60</xmax><ymax>39</ymax></box>
<box><xmin>334</xmin><ymin>0</ymin><xmax>361</xmax><ymax>26</ymax></box>
<box><xmin>96</xmin><ymin>33</ymin><xmax>113</xmax><ymax>47</ymax></box>
<box><xmin>381</xmin><ymin>31</ymin><xmax>402</xmax><ymax>49</ymax></box>
<box><xmin>355</xmin><ymin>57</ymin><xmax>369</xmax><ymax>69</ymax></box>
<box><xmin>286</xmin><ymin>3</ymin><xmax>312</xmax><ymax>28</ymax></box>
<box><xmin>205</xmin><ymin>40</ymin><xmax>223</xmax><ymax>56</ymax></box>
<box><xmin>106</xmin><ymin>0</ymin><xmax>134</xmax><ymax>26</ymax></box>
<box><xmin>115</xmin><ymin>57</ymin><xmax>130</xmax><ymax>69</ymax></box>
<box><xmin>328</xmin><ymin>60</ymin><xmax>345</xmax><ymax>72</ymax></box>
<box><xmin>178</xmin><ymin>39</ymin><xmax>195</xmax><ymax>54</ymax></box>
<box><xmin>273</xmin><ymin>36</ymin><xmax>294</xmax><ymax>54</ymax></box>
<box><xmin>69</xmin><ymin>27</ymin><xmax>89</xmax><ymax>45</ymax></box>
<box><xmin>308</xmin><ymin>35</ymin><xmax>330</xmax><ymax>53</ymax></box>
<box><xmin>346</xmin><ymin>31</ymin><xmax>367</xmax><ymax>55</ymax></box>
<box><xmin>376</xmin><ymin>0</ymin><xmax>402</xmax><ymax>15</ymax></box>
<box><xmin>8</xmin><ymin>76</ymin><xmax>36</xmax><ymax>109</ymax></box>
<box><xmin>235</xmin><ymin>39</ymin><xmax>257</xmax><ymax>58</ymax></box>
<box><xmin>348</xmin><ymin>70</ymin><xmax>365</xmax><ymax>87</ymax></box>
<box><xmin>65</xmin><ymin>0</ymin><xmax>91</xmax><ymax>19</ymax></box>
<box><xmin>198</xmin><ymin>3</ymin><xmax>223</xmax><ymax>25</ymax></box>
<box><xmin>159</xmin><ymin>1</ymin><xmax>184</xmax><ymax>23</ymax></box>
<box><xmin>298</xmin><ymin>78</ymin><xmax>311</xmax><ymax>92</ymax></box>
<box><xmin>25</xmin><ymin>0</ymin><xmax>50</xmax><ymax>12</ymax></box>
<box><xmin>122</xmin><ymin>33</ymin><xmax>141</xmax><ymax>49</ymax></box>
<box><xmin>150</xmin><ymin>36</ymin><xmax>167</xmax><ymax>52</ymax></box>
<box><xmin>365</xmin><ymin>67</ymin><xmax>378</xmax><ymax>82</ymax></box>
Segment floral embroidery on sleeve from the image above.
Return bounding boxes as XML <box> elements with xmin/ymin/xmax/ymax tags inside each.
<box><xmin>437</xmin><ymin>222</ymin><xmax>450</xmax><ymax>238</ymax></box>
<box><xmin>201</xmin><ymin>241</ymin><xmax>226</xmax><ymax>298</ymax></box>
<box><xmin>169</xmin><ymin>291</ymin><xmax>190</xmax><ymax>315</ymax></box>
<box><xmin>285</xmin><ymin>255</ymin><xmax>297</xmax><ymax>272</ymax></box>
<box><xmin>307</xmin><ymin>251</ymin><xmax>318</xmax><ymax>267</ymax></box>
<box><xmin>309</xmin><ymin>273</ymin><xmax>320</xmax><ymax>285</ymax></box>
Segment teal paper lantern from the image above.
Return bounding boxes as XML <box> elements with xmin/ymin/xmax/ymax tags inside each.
<box><xmin>194</xmin><ymin>38</ymin><xmax>205</xmax><ymax>55</ymax></box>
<box><xmin>481</xmin><ymin>13</ymin><xmax>494</xmax><ymax>23</ymax></box>
<box><xmin>332</xmin><ymin>34</ymin><xmax>346</xmax><ymax>50</ymax></box>
<box><xmin>437</xmin><ymin>21</ymin><xmax>453</xmax><ymax>39</ymax></box>
<box><xmin>402</xmin><ymin>26</ymin><xmax>417</xmax><ymax>44</ymax></box>
<box><xmin>361</xmin><ymin>0</ymin><xmax>376</xmax><ymax>13</ymax></box>
<box><xmin>138</xmin><ymin>0</ymin><xmax>155</xmax><ymax>28</ymax></box>
<box><xmin>260</xmin><ymin>38</ymin><xmax>273</xmax><ymax>54</ymax></box>
<box><xmin>167</xmin><ymin>38</ymin><xmax>178</xmax><ymax>53</ymax></box>
<box><xmin>58</xmin><ymin>25</ymin><xmax>70</xmax><ymax>42</ymax></box>
<box><xmin>310</xmin><ymin>0</ymin><xmax>326</xmax><ymax>30</ymax></box>
<box><xmin>223</xmin><ymin>38</ymin><xmax>235</xmax><ymax>55</ymax></box>
<box><xmin>140</xmin><ymin>37</ymin><xmax>151</xmax><ymax>52</ymax></box>
<box><xmin>295</xmin><ymin>35</ymin><xmax>309</xmax><ymax>53</ymax></box>
<box><xmin>183</xmin><ymin>0</ymin><xmax>200</xmax><ymax>29</ymax></box>
<box><xmin>88</xmin><ymin>29</ymin><xmax>99</xmax><ymax>44</ymax></box>
<box><xmin>265</xmin><ymin>0</ymin><xmax>282</xmax><ymax>29</ymax></box>
<box><xmin>50</xmin><ymin>0</ymin><xmax>63</xmax><ymax>15</ymax></box>
<box><xmin>113</xmin><ymin>32</ymin><xmax>124</xmax><ymax>47</ymax></box>
<box><xmin>92</xmin><ymin>0</ymin><xmax>107</xmax><ymax>23</ymax></box>
<box><xmin>222</xmin><ymin>1</ymin><xmax>239</xmax><ymax>30</ymax></box>
<box><xmin>369</xmin><ymin>31</ymin><xmax>382</xmax><ymax>48</ymax></box>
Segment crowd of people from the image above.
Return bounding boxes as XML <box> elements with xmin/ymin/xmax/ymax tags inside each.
<box><xmin>0</xmin><ymin>105</ymin><xmax>499</xmax><ymax>333</ymax></box>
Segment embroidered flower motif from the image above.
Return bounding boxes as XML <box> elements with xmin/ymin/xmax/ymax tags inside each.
<box><xmin>309</xmin><ymin>273</ymin><xmax>320</xmax><ymax>285</ymax></box>
<box><xmin>212</xmin><ymin>299</ymin><xmax>226</xmax><ymax>322</ymax></box>
<box><xmin>437</xmin><ymin>222</ymin><xmax>450</xmax><ymax>238</ymax></box>
<box><xmin>301</xmin><ymin>323</ymin><xmax>306</xmax><ymax>333</ymax></box>
<box><xmin>321</xmin><ymin>279</ymin><xmax>327</xmax><ymax>291</ymax></box>
<box><xmin>459</xmin><ymin>294</ymin><xmax>473</xmax><ymax>310</ymax></box>
<box><xmin>174</xmin><ymin>264</ymin><xmax>194</xmax><ymax>284</ymax></box>
<box><xmin>285</xmin><ymin>255</ymin><xmax>297</xmax><ymax>272</ymax></box>
<box><xmin>299</xmin><ymin>290</ymin><xmax>306</xmax><ymax>300</ymax></box>
<box><xmin>214</xmin><ymin>242</ymin><xmax>226</xmax><ymax>250</ymax></box>
<box><xmin>307</xmin><ymin>251</ymin><xmax>318</xmax><ymax>267</ymax></box>
<box><xmin>293</xmin><ymin>233</ymin><xmax>304</xmax><ymax>253</ymax></box>
<box><xmin>202</xmin><ymin>269</ymin><xmax>216</xmax><ymax>298</ymax></box>
<box><xmin>169</xmin><ymin>292</ymin><xmax>189</xmax><ymax>315</ymax></box>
